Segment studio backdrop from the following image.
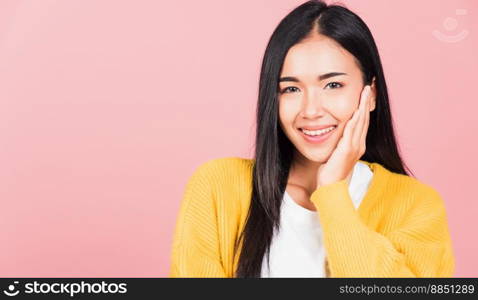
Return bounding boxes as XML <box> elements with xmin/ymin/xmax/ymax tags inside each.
<box><xmin>0</xmin><ymin>0</ymin><xmax>476</xmax><ymax>277</ymax></box>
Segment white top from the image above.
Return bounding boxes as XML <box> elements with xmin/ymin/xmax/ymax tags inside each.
<box><xmin>260</xmin><ymin>161</ymin><xmax>374</xmax><ymax>277</ymax></box>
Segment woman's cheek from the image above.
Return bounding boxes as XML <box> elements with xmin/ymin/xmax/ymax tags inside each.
<box><xmin>279</xmin><ymin>98</ymin><xmax>300</xmax><ymax>122</ymax></box>
<box><xmin>327</xmin><ymin>94</ymin><xmax>357</xmax><ymax>121</ymax></box>
<box><xmin>279</xmin><ymin>100</ymin><xmax>295</xmax><ymax>132</ymax></box>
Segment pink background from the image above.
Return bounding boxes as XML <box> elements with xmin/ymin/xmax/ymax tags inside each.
<box><xmin>0</xmin><ymin>0</ymin><xmax>476</xmax><ymax>277</ymax></box>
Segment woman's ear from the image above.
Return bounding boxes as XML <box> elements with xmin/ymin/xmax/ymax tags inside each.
<box><xmin>369</xmin><ymin>77</ymin><xmax>377</xmax><ymax>112</ymax></box>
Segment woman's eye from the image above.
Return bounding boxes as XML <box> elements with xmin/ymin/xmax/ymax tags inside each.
<box><xmin>325</xmin><ymin>82</ymin><xmax>343</xmax><ymax>89</ymax></box>
<box><xmin>280</xmin><ymin>86</ymin><xmax>300</xmax><ymax>94</ymax></box>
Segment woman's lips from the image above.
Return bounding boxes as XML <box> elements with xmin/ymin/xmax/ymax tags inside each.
<box><xmin>298</xmin><ymin>126</ymin><xmax>336</xmax><ymax>144</ymax></box>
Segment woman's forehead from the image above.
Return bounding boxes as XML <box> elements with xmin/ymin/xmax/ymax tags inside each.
<box><xmin>281</xmin><ymin>36</ymin><xmax>360</xmax><ymax>79</ymax></box>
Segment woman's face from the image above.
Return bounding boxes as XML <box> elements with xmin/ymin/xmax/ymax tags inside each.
<box><xmin>278</xmin><ymin>33</ymin><xmax>375</xmax><ymax>164</ymax></box>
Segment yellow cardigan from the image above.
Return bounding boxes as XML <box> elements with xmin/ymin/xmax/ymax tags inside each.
<box><xmin>169</xmin><ymin>157</ymin><xmax>455</xmax><ymax>277</ymax></box>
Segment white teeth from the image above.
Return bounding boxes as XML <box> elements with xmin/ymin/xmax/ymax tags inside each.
<box><xmin>302</xmin><ymin>126</ymin><xmax>335</xmax><ymax>136</ymax></box>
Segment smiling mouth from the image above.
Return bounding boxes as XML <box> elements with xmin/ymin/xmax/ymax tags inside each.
<box><xmin>299</xmin><ymin>125</ymin><xmax>337</xmax><ymax>137</ymax></box>
<box><xmin>296</xmin><ymin>125</ymin><xmax>337</xmax><ymax>144</ymax></box>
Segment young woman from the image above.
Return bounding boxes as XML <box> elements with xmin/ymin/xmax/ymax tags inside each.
<box><xmin>169</xmin><ymin>0</ymin><xmax>455</xmax><ymax>278</ymax></box>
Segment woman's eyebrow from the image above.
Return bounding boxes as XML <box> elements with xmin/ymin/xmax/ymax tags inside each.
<box><xmin>279</xmin><ymin>72</ymin><xmax>348</xmax><ymax>82</ymax></box>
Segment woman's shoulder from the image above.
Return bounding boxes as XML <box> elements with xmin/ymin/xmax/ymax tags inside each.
<box><xmin>186</xmin><ymin>157</ymin><xmax>255</xmax><ymax>194</ymax></box>
<box><xmin>184</xmin><ymin>157</ymin><xmax>254</xmax><ymax>216</ymax></box>
<box><xmin>367</xmin><ymin>161</ymin><xmax>446</xmax><ymax>209</ymax></box>
<box><xmin>192</xmin><ymin>156</ymin><xmax>254</xmax><ymax>179</ymax></box>
<box><xmin>386</xmin><ymin>166</ymin><xmax>440</xmax><ymax>196</ymax></box>
<box><xmin>197</xmin><ymin>156</ymin><xmax>254</xmax><ymax>170</ymax></box>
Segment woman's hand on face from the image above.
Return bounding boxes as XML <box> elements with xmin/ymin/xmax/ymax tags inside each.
<box><xmin>316</xmin><ymin>84</ymin><xmax>372</xmax><ymax>189</ymax></box>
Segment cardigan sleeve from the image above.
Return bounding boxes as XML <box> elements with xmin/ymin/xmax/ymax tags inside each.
<box><xmin>310</xmin><ymin>179</ymin><xmax>455</xmax><ymax>278</ymax></box>
<box><xmin>169</xmin><ymin>161</ymin><xmax>227</xmax><ymax>278</ymax></box>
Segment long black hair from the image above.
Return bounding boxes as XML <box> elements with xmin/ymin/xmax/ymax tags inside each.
<box><xmin>234</xmin><ymin>0</ymin><xmax>413</xmax><ymax>277</ymax></box>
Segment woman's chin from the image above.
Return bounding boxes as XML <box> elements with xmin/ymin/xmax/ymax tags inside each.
<box><xmin>302</xmin><ymin>149</ymin><xmax>333</xmax><ymax>163</ymax></box>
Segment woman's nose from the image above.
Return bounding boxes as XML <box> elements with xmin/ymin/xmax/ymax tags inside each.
<box><xmin>301</xmin><ymin>89</ymin><xmax>326</xmax><ymax>118</ymax></box>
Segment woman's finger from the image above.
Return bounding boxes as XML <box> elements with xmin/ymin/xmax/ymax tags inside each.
<box><xmin>352</xmin><ymin>85</ymin><xmax>370</xmax><ymax>147</ymax></box>
<box><xmin>342</xmin><ymin>103</ymin><xmax>360</xmax><ymax>145</ymax></box>
<box><xmin>360</xmin><ymin>90</ymin><xmax>371</xmax><ymax>153</ymax></box>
